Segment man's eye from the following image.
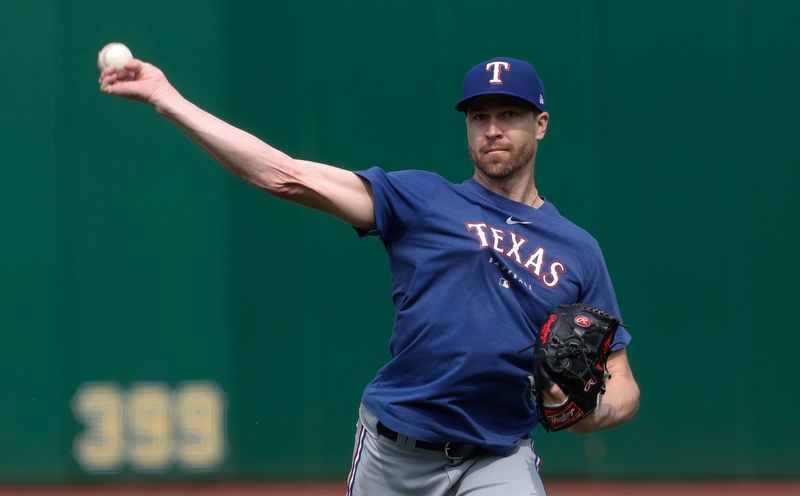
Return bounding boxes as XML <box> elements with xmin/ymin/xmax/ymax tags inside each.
<box><xmin>471</xmin><ymin>113</ymin><xmax>487</xmax><ymax>121</ymax></box>
<box><xmin>503</xmin><ymin>110</ymin><xmax>518</xmax><ymax>118</ymax></box>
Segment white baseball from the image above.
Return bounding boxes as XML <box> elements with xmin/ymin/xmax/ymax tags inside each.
<box><xmin>97</xmin><ymin>42</ymin><xmax>133</xmax><ymax>72</ymax></box>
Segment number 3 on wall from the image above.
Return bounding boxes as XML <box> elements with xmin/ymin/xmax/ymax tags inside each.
<box><xmin>72</xmin><ymin>382</ymin><xmax>226</xmax><ymax>472</ymax></box>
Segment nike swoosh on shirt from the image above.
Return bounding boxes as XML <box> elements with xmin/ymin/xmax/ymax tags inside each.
<box><xmin>506</xmin><ymin>216</ymin><xmax>532</xmax><ymax>225</ymax></box>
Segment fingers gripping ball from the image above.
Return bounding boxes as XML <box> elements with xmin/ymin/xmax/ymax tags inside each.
<box><xmin>532</xmin><ymin>304</ymin><xmax>619</xmax><ymax>431</ymax></box>
<box><xmin>97</xmin><ymin>42</ymin><xmax>133</xmax><ymax>72</ymax></box>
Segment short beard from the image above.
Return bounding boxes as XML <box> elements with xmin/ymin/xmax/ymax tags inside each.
<box><xmin>470</xmin><ymin>140</ymin><xmax>536</xmax><ymax>180</ymax></box>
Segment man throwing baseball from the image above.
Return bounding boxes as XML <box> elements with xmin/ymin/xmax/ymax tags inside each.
<box><xmin>100</xmin><ymin>55</ymin><xmax>639</xmax><ymax>495</ymax></box>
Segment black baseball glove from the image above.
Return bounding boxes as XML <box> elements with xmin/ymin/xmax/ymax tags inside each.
<box><xmin>529</xmin><ymin>303</ymin><xmax>620</xmax><ymax>431</ymax></box>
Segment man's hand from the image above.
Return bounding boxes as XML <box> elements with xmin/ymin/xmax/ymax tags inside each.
<box><xmin>541</xmin><ymin>383</ymin><xmax>568</xmax><ymax>407</ymax></box>
<box><xmin>99</xmin><ymin>59</ymin><xmax>180</xmax><ymax>110</ymax></box>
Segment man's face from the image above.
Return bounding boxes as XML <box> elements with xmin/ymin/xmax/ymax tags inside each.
<box><xmin>466</xmin><ymin>95</ymin><xmax>548</xmax><ymax>180</ymax></box>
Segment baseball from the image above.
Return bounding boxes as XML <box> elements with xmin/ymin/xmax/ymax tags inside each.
<box><xmin>97</xmin><ymin>42</ymin><xmax>133</xmax><ymax>72</ymax></box>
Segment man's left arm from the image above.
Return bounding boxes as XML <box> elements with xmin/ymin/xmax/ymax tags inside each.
<box><xmin>570</xmin><ymin>348</ymin><xmax>639</xmax><ymax>434</ymax></box>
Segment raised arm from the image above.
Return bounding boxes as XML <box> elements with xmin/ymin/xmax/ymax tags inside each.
<box><xmin>99</xmin><ymin>60</ymin><xmax>376</xmax><ymax>230</ymax></box>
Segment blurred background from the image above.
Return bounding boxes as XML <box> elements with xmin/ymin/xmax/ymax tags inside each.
<box><xmin>1</xmin><ymin>0</ymin><xmax>798</xmax><ymax>490</ymax></box>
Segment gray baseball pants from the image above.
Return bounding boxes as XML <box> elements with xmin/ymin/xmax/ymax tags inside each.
<box><xmin>346</xmin><ymin>404</ymin><xmax>546</xmax><ymax>495</ymax></box>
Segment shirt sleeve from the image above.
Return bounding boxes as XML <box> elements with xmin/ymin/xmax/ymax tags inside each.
<box><xmin>579</xmin><ymin>240</ymin><xmax>632</xmax><ymax>350</ymax></box>
<box><xmin>354</xmin><ymin>167</ymin><xmax>441</xmax><ymax>243</ymax></box>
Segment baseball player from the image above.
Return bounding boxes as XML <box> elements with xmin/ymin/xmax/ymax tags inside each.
<box><xmin>100</xmin><ymin>55</ymin><xmax>640</xmax><ymax>495</ymax></box>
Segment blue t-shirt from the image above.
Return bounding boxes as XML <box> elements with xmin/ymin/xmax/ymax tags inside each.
<box><xmin>355</xmin><ymin>168</ymin><xmax>631</xmax><ymax>456</ymax></box>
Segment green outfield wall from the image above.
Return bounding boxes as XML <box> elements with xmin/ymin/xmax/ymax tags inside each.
<box><xmin>1</xmin><ymin>0</ymin><xmax>798</xmax><ymax>482</ymax></box>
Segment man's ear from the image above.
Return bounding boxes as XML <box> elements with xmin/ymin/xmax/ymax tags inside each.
<box><xmin>536</xmin><ymin>112</ymin><xmax>549</xmax><ymax>140</ymax></box>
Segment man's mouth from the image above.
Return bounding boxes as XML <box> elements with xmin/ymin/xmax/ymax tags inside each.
<box><xmin>482</xmin><ymin>141</ymin><xmax>511</xmax><ymax>153</ymax></box>
<box><xmin>485</xmin><ymin>147</ymin><xmax>509</xmax><ymax>154</ymax></box>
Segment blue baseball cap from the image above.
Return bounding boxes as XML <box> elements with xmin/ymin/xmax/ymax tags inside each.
<box><xmin>455</xmin><ymin>57</ymin><xmax>546</xmax><ymax>113</ymax></box>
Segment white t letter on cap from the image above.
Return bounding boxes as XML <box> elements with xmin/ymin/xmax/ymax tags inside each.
<box><xmin>486</xmin><ymin>61</ymin><xmax>510</xmax><ymax>85</ymax></box>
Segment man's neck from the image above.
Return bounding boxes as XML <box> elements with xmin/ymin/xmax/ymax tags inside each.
<box><xmin>473</xmin><ymin>168</ymin><xmax>539</xmax><ymax>206</ymax></box>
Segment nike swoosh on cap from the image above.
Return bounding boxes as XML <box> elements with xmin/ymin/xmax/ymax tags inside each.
<box><xmin>506</xmin><ymin>216</ymin><xmax>532</xmax><ymax>225</ymax></box>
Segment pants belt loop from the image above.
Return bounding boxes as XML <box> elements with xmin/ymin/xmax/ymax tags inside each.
<box><xmin>395</xmin><ymin>433</ymin><xmax>416</xmax><ymax>450</ymax></box>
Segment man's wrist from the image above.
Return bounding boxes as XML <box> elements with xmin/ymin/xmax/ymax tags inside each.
<box><xmin>152</xmin><ymin>85</ymin><xmax>184</xmax><ymax>117</ymax></box>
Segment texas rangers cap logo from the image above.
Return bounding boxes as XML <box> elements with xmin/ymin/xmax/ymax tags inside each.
<box><xmin>574</xmin><ymin>315</ymin><xmax>591</xmax><ymax>327</ymax></box>
<box><xmin>486</xmin><ymin>61</ymin><xmax>510</xmax><ymax>85</ymax></box>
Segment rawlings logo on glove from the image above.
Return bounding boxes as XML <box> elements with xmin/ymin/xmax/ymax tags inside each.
<box><xmin>528</xmin><ymin>303</ymin><xmax>620</xmax><ymax>432</ymax></box>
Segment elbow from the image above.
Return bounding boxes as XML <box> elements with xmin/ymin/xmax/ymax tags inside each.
<box><xmin>250</xmin><ymin>157</ymin><xmax>306</xmax><ymax>200</ymax></box>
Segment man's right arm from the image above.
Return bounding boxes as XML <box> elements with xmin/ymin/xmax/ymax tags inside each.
<box><xmin>99</xmin><ymin>60</ymin><xmax>376</xmax><ymax>230</ymax></box>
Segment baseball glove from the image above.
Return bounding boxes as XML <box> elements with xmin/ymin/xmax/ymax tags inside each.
<box><xmin>529</xmin><ymin>303</ymin><xmax>619</xmax><ymax>431</ymax></box>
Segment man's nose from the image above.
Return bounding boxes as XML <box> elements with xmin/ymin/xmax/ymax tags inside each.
<box><xmin>485</xmin><ymin>119</ymin><xmax>503</xmax><ymax>138</ymax></box>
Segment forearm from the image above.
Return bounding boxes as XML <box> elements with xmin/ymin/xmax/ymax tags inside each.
<box><xmin>153</xmin><ymin>89</ymin><xmax>293</xmax><ymax>194</ymax></box>
<box><xmin>570</xmin><ymin>374</ymin><xmax>639</xmax><ymax>434</ymax></box>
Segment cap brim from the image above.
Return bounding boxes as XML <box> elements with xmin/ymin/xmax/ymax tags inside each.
<box><xmin>454</xmin><ymin>96</ymin><xmax>476</xmax><ymax>112</ymax></box>
<box><xmin>454</xmin><ymin>91</ymin><xmax>543</xmax><ymax>113</ymax></box>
